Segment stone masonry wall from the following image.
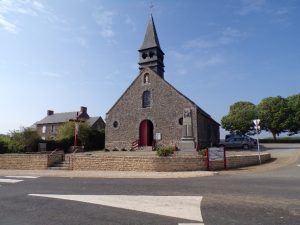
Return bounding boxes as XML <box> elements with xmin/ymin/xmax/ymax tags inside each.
<box><xmin>0</xmin><ymin>151</ymin><xmax>65</xmax><ymax>170</ymax></box>
<box><xmin>105</xmin><ymin>68</ymin><xmax>219</xmax><ymax>150</ymax></box>
<box><xmin>209</xmin><ymin>153</ymin><xmax>271</xmax><ymax>170</ymax></box>
<box><xmin>0</xmin><ymin>152</ymin><xmax>271</xmax><ymax>171</ymax></box>
<box><xmin>71</xmin><ymin>153</ymin><xmax>271</xmax><ymax>172</ymax></box>
<box><xmin>72</xmin><ymin>155</ymin><xmax>207</xmax><ymax>172</ymax></box>
<box><xmin>0</xmin><ymin>154</ymin><xmax>48</xmax><ymax>170</ymax></box>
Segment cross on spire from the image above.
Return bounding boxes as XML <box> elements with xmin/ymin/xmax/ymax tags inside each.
<box><xmin>149</xmin><ymin>1</ymin><xmax>154</xmax><ymax>14</ymax></box>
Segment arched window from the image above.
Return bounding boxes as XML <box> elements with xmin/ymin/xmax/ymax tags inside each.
<box><xmin>142</xmin><ymin>90</ymin><xmax>151</xmax><ymax>108</ymax></box>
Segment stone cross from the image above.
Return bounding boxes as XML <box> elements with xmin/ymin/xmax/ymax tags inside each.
<box><xmin>182</xmin><ymin>108</ymin><xmax>193</xmax><ymax>138</ymax></box>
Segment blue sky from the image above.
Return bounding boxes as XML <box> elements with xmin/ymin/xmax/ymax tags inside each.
<box><xmin>0</xmin><ymin>0</ymin><xmax>299</xmax><ymax>138</ymax></box>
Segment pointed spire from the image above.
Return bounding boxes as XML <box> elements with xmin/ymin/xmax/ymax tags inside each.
<box><xmin>138</xmin><ymin>14</ymin><xmax>165</xmax><ymax>78</ymax></box>
<box><xmin>140</xmin><ymin>14</ymin><xmax>161</xmax><ymax>50</ymax></box>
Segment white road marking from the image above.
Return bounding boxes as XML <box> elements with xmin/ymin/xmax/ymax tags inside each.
<box><xmin>5</xmin><ymin>176</ymin><xmax>39</xmax><ymax>179</ymax></box>
<box><xmin>0</xmin><ymin>179</ymin><xmax>24</xmax><ymax>183</ymax></box>
<box><xmin>179</xmin><ymin>224</ymin><xmax>204</xmax><ymax>225</ymax></box>
<box><xmin>29</xmin><ymin>194</ymin><xmax>203</xmax><ymax>223</ymax></box>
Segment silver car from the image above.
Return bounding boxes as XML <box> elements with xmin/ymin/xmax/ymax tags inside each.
<box><xmin>219</xmin><ymin>137</ymin><xmax>254</xmax><ymax>150</ymax></box>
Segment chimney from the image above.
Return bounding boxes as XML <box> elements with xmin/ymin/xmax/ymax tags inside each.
<box><xmin>47</xmin><ymin>110</ymin><xmax>54</xmax><ymax>116</ymax></box>
<box><xmin>80</xmin><ymin>106</ymin><xmax>87</xmax><ymax>114</ymax></box>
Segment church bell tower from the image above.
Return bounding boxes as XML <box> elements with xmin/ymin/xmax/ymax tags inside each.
<box><xmin>138</xmin><ymin>14</ymin><xmax>165</xmax><ymax>79</ymax></box>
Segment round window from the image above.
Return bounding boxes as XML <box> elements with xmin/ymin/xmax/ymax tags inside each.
<box><xmin>178</xmin><ymin>117</ymin><xmax>183</xmax><ymax>125</ymax></box>
<box><xmin>113</xmin><ymin>121</ymin><xmax>119</xmax><ymax>128</ymax></box>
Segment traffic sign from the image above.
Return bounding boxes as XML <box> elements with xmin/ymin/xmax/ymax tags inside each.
<box><xmin>253</xmin><ymin>119</ymin><xmax>260</xmax><ymax>126</ymax></box>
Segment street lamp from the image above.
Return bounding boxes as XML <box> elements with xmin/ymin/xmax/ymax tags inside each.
<box><xmin>253</xmin><ymin>119</ymin><xmax>261</xmax><ymax>164</ymax></box>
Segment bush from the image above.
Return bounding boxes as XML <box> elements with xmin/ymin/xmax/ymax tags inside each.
<box><xmin>198</xmin><ymin>148</ymin><xmax>207</xmax><ymax>157</ymax></box>
<box><xmin>156</xmin><ymin>146</ymin><xmax>174</xmax><ymax>157</ymax></box>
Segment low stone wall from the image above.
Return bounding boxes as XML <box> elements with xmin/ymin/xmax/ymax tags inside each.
<box><xmin>71</xmin><ymin>155</ymin><xmax>207</xmax><ymax>172</ymax></box>
<box><xmin>227</xmin><ymin>153</ymin><xmax>270</xmax><ymax>169</ymax></box>
<box><xmin>70</xmin><ymin>153</ymin><xmax>271</xmax><ymax>171</ymax></box>
<box><xmin>0</xmin><ymin>153</ymin><xmax>48</xmax><ymax>170</ymax></box>
<box><xmin>0</xmin><ymin>152</ymin><xmax>271</xmax><ymax>171</ymax></box>
<box><xmin>0</xmin><ymin>151</ymin><xmax>64</xmax><ymax>170</ymax></box>
<box><xmin>208</xmin><ymin>153</ymin><xmax>271</xmax><ymax>170</ymax></box>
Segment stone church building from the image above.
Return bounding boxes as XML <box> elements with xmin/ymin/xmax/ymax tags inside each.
<box><xmin>105</xmin><ymin>15</ymin><xmax>219</xmax><ymax>150</ymax></box>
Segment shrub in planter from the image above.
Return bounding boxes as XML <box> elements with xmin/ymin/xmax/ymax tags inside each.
<box><xmin>198</xmin><ymin>148</ymin><xmax>207</xmax><ymax>157</ymax></box>
<box><xmin>156</xmin><ymin>146</ymin><xmax>174</xmax><ymax>157</ymax></box>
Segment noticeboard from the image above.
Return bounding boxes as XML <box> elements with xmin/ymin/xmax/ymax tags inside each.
<box><xmin>208</xmin><ymin>147</ymin><xmax>225</xmax><ymax>161</ymax></box>
<box><xmin>155</xmin><ymin>133</ymin><xmax>161</xmax><ymax>140</ymax></box>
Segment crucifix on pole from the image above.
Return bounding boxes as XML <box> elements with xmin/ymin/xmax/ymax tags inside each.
<box><xmin>69</xmin><ymin>112</ymin><xmax>83</xmax><ymax>148</ymax></box>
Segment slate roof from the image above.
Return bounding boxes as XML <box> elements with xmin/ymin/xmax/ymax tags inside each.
<box><xmin>36</xmin><ymin>112</ymin><xmax>81</xmax><ymax>125</ymax></box>
<box><xmin>86</xmin><ymin>116</ymin><xmax>101</xmax><ymax>126</ymax></box>
<box><xmin>139</xmin><ymin>14</ymin><xmax>161</xmax><ymax>50</ymax></box>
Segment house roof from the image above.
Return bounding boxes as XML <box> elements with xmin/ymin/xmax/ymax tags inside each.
<box><xmin>36</xmin><ymin>112</ymin><xmax>81</xmax><ymax>125</ymax></box>
<box><xmin>86</xmin><ymin>116</ymin><xmax>102</xmax><ymax>126</ymax></box>
<box><xmin>139</xmin><ymin>14</ymin><xmax>161</xmax><ymax>50</ymax></box>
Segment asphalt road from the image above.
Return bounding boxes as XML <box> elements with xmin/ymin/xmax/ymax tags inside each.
<box><xmin>0</xmin><ymin>149</ymin><xmax>299</xmax><ymax>225</ymax></box>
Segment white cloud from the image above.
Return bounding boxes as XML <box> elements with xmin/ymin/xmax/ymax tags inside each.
<box><xmin>0</xmin><ymin>15</ymin><xmax>17</xmax><ymax>33</ymax></box>
<box><xmin>0</xmin><ymin>0</ymin><xmax>49</xmax><ymax>33</ymax></box>
<box><xmin>93</xmin><ymin>8</ymin><xmax>116</xmax><ymax>38</ymax></box>
<box><xmin>238</xmin><ymin>0</ymin><xmax>266</xmax><ymax>15</ymax></box>
<box><xmin>184</xmin><ymin>27</ymin><xmax>246</xmax><ymax>49</ymax></box>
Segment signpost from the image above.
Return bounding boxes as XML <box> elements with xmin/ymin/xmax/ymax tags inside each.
<box><xmin>253</xmin><ymin>119</ymin><xmax>261</xmax><ymax>164</ymax></box>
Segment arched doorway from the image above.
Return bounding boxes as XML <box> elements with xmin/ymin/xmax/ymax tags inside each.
<box><xmin>139</xmin><ymin>120</ymin><xmax>153</xmax><ymax>146</ymax></box>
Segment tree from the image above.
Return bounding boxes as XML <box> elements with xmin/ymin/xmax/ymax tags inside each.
<box><xmin>10</xmin><ymin>127</ymin><xmax>40</xmax><ymax>152</ymax></box>
<box><xmin>286</xmin><ymin>93</ymin><xmax>300</xmax><ymax>135</ymax></box>
<box><xmin>221</xmin><ymin>101</ymin><xmax>257</xmax><ymax>135</ymax></box>
<box><xmin>56</xmin><ymin>121</ymin><xmax>90</xmax><ymax>145</ymax></box>
<box><xmin>257</xmin><ymin>96</ymin><xmax>290</xmax><ymax>140</ymax></box>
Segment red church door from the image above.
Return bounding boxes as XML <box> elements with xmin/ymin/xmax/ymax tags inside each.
<box><xmin>139</xmin><ymin>120</ymin><xmax>154</xmax><ymax>146</ymax></box>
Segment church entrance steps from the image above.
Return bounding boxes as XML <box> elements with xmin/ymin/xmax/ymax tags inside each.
<box><xmin>48</xmin><ymin>160</ymin><xmax>71</xmax><ymax>170</ymax></box>
<box><xmin>137</xmin><ymin>146</ymin><xmax>153</xmax><ymax>151</ymax></box>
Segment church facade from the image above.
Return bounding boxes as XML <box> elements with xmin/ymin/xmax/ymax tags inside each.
<box><xmin>105</xmin><ymin>15</ymin><xmax>219</xmax><ymax>150</ymax></box>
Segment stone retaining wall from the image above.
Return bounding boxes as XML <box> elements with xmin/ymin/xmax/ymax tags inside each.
<box><xmin>0</xmin><ymin>152</ymin><xmax>271</xmax><ymax>171</ymax></box>
<box><xmin>209</xmin><ymin>153</ymin><xmax>271</xmax><ymax>170</ymax></box>
<box><xmin>71</xmin><ymin>153</ymin><xmax>271</xmax><ymax>171</ymax></box>
<box><xmin>0</xmin><ymin>154</ymin><xmax>48</xmax><ymax>170</ymax></box>
<box><xmin>0</xmin><ymin>151</ymin><xmax>64</xmax><ymax>170</ymax></box>
<box><xmin>71</xmin><ymin>156</ymin><xmax>207</xmax><ymax>172</ymax></box>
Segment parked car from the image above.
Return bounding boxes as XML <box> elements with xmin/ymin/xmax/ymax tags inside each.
<box><xmin>225</xmin><ymin>134</ymin><xmax>257</xmax><ymax>145</ymax></box>
<box><xmin>219</xmin><ymin>137</ymin><xmax>255</xmax><ymax>150</ymax></box>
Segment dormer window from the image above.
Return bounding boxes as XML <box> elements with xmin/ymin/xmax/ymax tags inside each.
<box><xmin>142</xmin><ymin>90</ymin><xmax>151</xmax><ymax>108</ymax></box>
